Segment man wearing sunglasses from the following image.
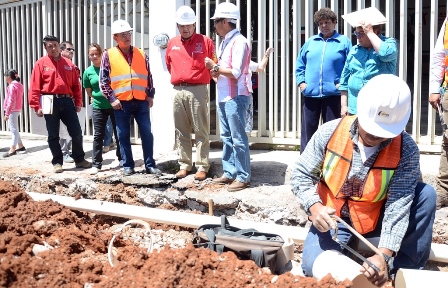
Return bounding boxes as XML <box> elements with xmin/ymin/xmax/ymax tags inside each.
<box><xmin>100</xmin><ymin>19</ymin><xmax>161</xmax><ymax>176</ymax></box>
<box><xmin>205</xmin><ymin>2</ymin><xmax>252</xmax><ymax>192</ymax></box>
<box><xmin>59</xmin><ymin>41</ymin><xmax>80</xmax><ymax>164</ymax></box>
<box><xmin>339</xmin><ymin>17</ymin><xmax>398</xmax><ymax>117</ymax></box>
<box><xmin>291</xmin><ymin>74</ymin><xmax>436</xmax><ymax>287</ymax></box>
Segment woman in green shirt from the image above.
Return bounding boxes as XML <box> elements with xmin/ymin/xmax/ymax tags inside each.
<box><xmin>83</xmin><ymin>43</ymin><xmax>121</xmax><ymax>174</ymax></box>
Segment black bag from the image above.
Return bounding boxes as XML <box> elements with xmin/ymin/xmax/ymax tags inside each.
<box><xmin>193</xmin><ymin>215</ymin><xmax>285</xmax><ymax>271</ymax></box>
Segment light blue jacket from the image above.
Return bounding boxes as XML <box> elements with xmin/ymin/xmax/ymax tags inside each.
<box><xmin>339</xmin><ymin>35</ymin><xmax>398</xmax><ymax>114</ymax></box>
<box><xmin>295</xmin><ymin>31</ymin><xmax>352</xmax><ymax>97</ymax></box>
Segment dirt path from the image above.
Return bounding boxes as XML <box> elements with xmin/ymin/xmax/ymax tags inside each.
<box><xmin>0</xmin><ymin>180</ymin><xmax>354</xmax><ymax>288</ymax></box>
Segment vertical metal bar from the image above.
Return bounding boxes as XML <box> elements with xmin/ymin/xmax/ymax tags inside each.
<box><xmin>103</xmin><ymin>0</ymin><xmax>107</xmax><ymax>52</ymax></box>
<box><xmin>356</xmin><ymin>0</ymin><xmax>365</xmax><ymax>10</ymax></box>
<box><xmin>133</xmin><ymin>0</ymin><xmax>136</xmax><ymax>47</ymax></box>
<box><xmin>196</xmin><ymin>0</ymin><xmax>200</xmax><ymax>33</ymax></box>
<box><xmin>206</xmin><ymin>0</ymin><xmax>210</xmax><ymax>37</ymax></box>
<box><xmin>271</xmin><ymin>0</ymin><xmax>277</xmax><ymax>135</ymax></box>
<box><xmin>0</xmin><ymin>8</ymin><xmax>6</xmax><ymax>131</ymax></box>
<box><xmin>279</xmin><ymin>0</ymin><xmax>286</xmax><ymax>136</ymax></box>
<box><xmin>412</xmin><ymin>0</ymin><xmax>422</xmax><ymax>142</ymax></box>
<box><xmin>343</xmin><ymin>0</ymin><xmax>352</xmax><ymax>37</ymax></box>
<box><xmin>330</xmin><ymin>0</ymin><xmax>338</xmax><ymax>15</ymax></box>
<box><xmin>292</xmin><ymin>0</ymin><xmax>300</xmax><ymax>137</ymax></box>
<box><xmin>257</xmin><ymin>0</ymin><xmax>266</xmax><ymax>137</ymax></box>
<box><xmin>125</xmin><ymin>0</ymin><xmax>129</xmax><ymax>23</ymax></box>
<box><xmin>317</xmin><ymin>0</ymin><xmax>324</xmax><ymax>10</ymax></box>
<box><xmin>371</xmin><ymin>0</ymin><xmax>379</xmax><ymax>8</ymax></box>
<box><xmin>285</xmin><ymin>0</ymin><xmax>290</xmax><ymax>134</ymax></box>
<box><xmin>236</xmin><ymin>0</ymin><xmax>240</xmax><ymax>30</ymax></box>
<box><xmin>385</xmin><ymin>0</ymin><xmax>394</xmax><ymax>37</ymax></box>
<box><xmin>141</xmin><ymin>0</ymin><xmax>144</xmax><ymax>49</ymax></box>
<box><xmin>304</xmin><ymin>0</ymin><xmax>313</xmax><ymax>40</ymax></box>
<box><xmin>428</xmin><ymin>0</ymin><xmax>439</xmax><ymax>143</ymax></box>
<box><xmin>17</xmin><ymin>6</ymin><xmax>24</xmax><ymax>132</ymax></box>
<box><xmin>24</xmin><ymin>4</ymin><xmax>31</xmax><ymax>133</ymax></box>
<box><xmin>398</xmin><ymin>0</ymin><xmax>408</xmax><ymax>81</ymax></box>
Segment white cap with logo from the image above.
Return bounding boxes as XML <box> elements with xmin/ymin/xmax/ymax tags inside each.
<box><xmin>210</xmin><ymin>2</ymin><xmax>240</xmax><ymax>20</ymax></box>
<box><xmin>357</xmin><ymin>74</ymin><xmax>411</xmax><ymax>138</ymax></box>
<box><xmin>111</xmin><ymin>19</ymin><xmax>133</xmax><ymax>35</ymax></box>
<box><xmin>176</xmin><ymin>6</ymin><xmax>196</xmax><ymax>25</ymax></box>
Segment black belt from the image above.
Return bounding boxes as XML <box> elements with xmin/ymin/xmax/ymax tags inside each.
<box><xmin>53</xmin><ymin>94</ymin><xmax>71</xmax><ymax>98</ymax></box>
<box><xmin>174</xmin><ymin>82</ymin><xmax>205</xmax><ymax>87</ymax></box>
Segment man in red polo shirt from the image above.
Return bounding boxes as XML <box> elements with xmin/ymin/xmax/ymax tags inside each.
<box><xmin>29</xmin><ymin>35</ymin><xmax>91</xmax><ymax>173</ymax></box>
<box><xmin>165</xmin><ymin>6</ymin><xmax>216</xmax><ymax>181</ymax></box>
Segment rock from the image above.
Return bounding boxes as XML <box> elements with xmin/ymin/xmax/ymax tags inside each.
<box><xmin>32</xmin><ymin>242</ymin><xmax>53</xmax><ymax>255</ymax></box>
<box><xmin>32</xmin><ymin>220</ymin><xmax>58</xmax><ymax>233</ymax></box>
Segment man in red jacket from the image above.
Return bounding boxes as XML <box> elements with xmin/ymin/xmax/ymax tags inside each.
<box><xmin>29</xmin><ymin>35</ymin><xmax>91</xmax><ymax>173</ymax></box>
<box><xmin>165</xmin><ymin>6</ymin><xmax>216</xmax><ymax>181</ymax></box>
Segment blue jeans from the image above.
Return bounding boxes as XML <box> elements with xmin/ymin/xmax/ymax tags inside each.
<box><xmin>217</xmin><ymin>95</ymin><xmax>251</xmax><ymax>183</ymax></box>
<box><xmin>43</xmin><ymin>97</ymin><xmax>85</xmax><ymax>165</ymax></box>
<box><xmin>301</xmin><ymin>182</ymin><xmax>436</xmax><ymax>276</ymax></box>
<box><xmin>113</xmin><ymin>99</ymin><xmax>155</xmax><ymax>170</ymax></box>
<box><xmin>300</xmin><ymin>96</ymin><xmax>341</xmax><ymax>153</ymax></box>
<box><xmin>103</xmin><ymin>117</ymin><xmax>113</xmax><ymax>147</ymax></box>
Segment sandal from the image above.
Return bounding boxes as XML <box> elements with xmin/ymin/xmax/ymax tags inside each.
<box><xmin>2</xmin><ymin>151</ymin><xmax>17</xmax><ymax>158</ymax></box>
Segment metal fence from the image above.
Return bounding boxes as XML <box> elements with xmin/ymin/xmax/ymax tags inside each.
<box><xmin>0</xmin><ymin>0</ymin><xmax>445</xmax><ymax>147</ymax></box>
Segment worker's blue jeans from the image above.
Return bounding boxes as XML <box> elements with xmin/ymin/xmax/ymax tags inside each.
<box><xmin>301</xmin><ymin>182</ymin><xmax>436</xmax><ymax>276</ymax></box>
<box><xmin>114</xmin><ymin>99</ymin><xmax>155</xmax><ymax>170</ymax></box>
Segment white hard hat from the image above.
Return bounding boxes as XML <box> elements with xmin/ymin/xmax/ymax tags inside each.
<box><xmin>111</xmin><ymin>19</ymin><xmax>133</xmax><ymax>35</ymax></box>
<box><xmin>211</xmin><ymin>2</ymin><xmax>240</xmax><ymax>20</ymax></box>
<box><xmin>357</xmin><ymin>74</ymin><xmax>411</xmax><ymax>138</ymax></box>
<box><xmin>176</xmin><ymin>6</ymin><xmax>196</xmax><ymax>25</ymax></box>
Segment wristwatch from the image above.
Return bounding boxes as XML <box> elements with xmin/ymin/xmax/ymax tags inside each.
<box><xmin>213</xmin><ymin>64</ymin><xmax>220</xmax><ymax>72</ymax></box>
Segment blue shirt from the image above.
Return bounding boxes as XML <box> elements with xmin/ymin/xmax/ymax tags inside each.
<box><xmin>295</xmin><ymin>31</ymin><xmax>352</xmax><ymax>97</ymax></box>
<box><xmin>290</xmin><ymin>118</ymin><xmax>420</xmax><ymax>252</ymax></box>
<box><xmin>339</xmin><ymin>35</ymin><xmax>398</xmax><ymax>114</ymax></box>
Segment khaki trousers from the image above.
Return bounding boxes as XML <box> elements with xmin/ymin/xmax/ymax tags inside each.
<box><xmin>436</xmin><ymin>91</ymin><xmax>448</xmax><ymax>202</ymax></box>
<box><xmin>173</xmin><ymin>85</ymin><xmax>210</xmax><ymax>172</ymax></box>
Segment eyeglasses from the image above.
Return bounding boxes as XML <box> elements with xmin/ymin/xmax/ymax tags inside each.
<box><xmin>119</xmin><ymin>31</ymin><xmax>132</xmax><ymax>38</ymax></box>
<box><xmin>65</xmin><ymin>48</ymin><xmax>75</xmax><ymax>52</ymax></box>
<box><xmin>353</xmin><ymin>31</ymin><xmax>365</xmax><ymax>38</ymax></box>
<box><xmin>214</xmin><ymin>18</ymin><xmax>224</xmax><ymax>24</ymax></box>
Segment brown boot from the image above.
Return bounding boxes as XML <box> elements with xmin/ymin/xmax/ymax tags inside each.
<box><xmin>194</xmin><ymin>171</ymin><xmax>207</xmax><ymax>181</ymax></box>
<box><xmin>212</xmin><ymin>175</ymin><xmax>234</xmax><ymax>185</ymax></box>
<box><xmin>436</xmin><ymin>191</ymin><xmax>448</xmax><ymax>210</ymax></box>
<box><xmin>228</xmin><ymin>180</ymin><xmax>250</xmax><ymax>192</ymax></box>
<box><xmin>175</xmin><ymin>169</ymin><xmax>189</xmax><ymax>179</ymax></box>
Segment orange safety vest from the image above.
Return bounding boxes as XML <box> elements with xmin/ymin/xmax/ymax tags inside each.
<box><xmin>317</xmin><ymin>116</ymin><xmax>402</xmax><ymax>234</ymax></box>
<box><xmin>108</xmin><ymin>47</ymin><xmax>148</xmax><ymax>101</ymax></box>
<box><xmin>444</xmin><ymin>22</ymin><xmax>448</xmax><ymax>85</ymax></box>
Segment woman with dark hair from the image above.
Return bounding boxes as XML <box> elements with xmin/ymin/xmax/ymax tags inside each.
<box><xmin>82</xmin><ymin>43</ymin><xmax>121</xmax><ymax>174</ymax></box>
<box><xmin>295</xmin><ymin>7</ymin><xmax>352</xmax><ymax>152</ymax></box>
<box><xmin>3</xmin><ymin>69</ymin><xmax>25</xmax><ymax>157</ymax></box>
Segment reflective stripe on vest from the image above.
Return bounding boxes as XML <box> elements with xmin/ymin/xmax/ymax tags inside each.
<box><xmin>444</xmin><ymin>23</ymin><xmax>448</xmax><ymax>86</ymax></box>
<box><xmin>317</xmin><ymin>116</ymin><xmax>402</xmax><ymax>234</ymax></box>
<box><xmin>109</xmin><ymin>47</ymin><xmax>148</xmax><ymax>101</ymax></box>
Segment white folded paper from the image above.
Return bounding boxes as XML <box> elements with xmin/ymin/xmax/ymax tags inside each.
<box><xmin>41</xmin><ymin>95</ymin><xmax>54</xmax><ymax>114</ymax></box>
<box><xmin>342</xmin><ymin>7</ymin><xmax>387</xmax><ymax>27</ymax></box>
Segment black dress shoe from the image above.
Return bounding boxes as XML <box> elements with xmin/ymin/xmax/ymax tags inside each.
<box><xmin>123</xmin><ymin>168</ymin><xmax>135</xmax><ymax>176</ymax></box>
<box><xmin>146</xmin><ymin>167</ymin><xmax>162</xmax><ymax>175</ymax></box>
<box><xmin>16</xmin><ymin>146</ymin><xmax>26</xmax><ymax>152</ymax></box>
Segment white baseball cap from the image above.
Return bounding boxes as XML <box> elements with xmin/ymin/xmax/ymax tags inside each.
<box><xmin>176</xmin><ymin>6</ymin><xmax>196</xmax><ymax>25</ymax></box>
<box><xmin>111</xmin><ymin>19</ymin><xmax>133</xmax><ymax>35</ymax></box>
<box><xmin>211</xmin><ymin>2</ymin><xmax>240</xmax><ymax>20</ymax></box>
<box><xmin>357</xmin><ymin>74</ymin><xmax>411</xmax><ymax>138</ymax></box>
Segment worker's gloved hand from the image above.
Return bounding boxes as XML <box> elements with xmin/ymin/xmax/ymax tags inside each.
<box><xmin>308</xmin><ymin>203</ymin><xmax>336</xmax><ymax>232</ymax></box>
<box><xmin>361</xmin><ymin>254</ymin><xmax>388</xmax><ymax>287</ymax></box>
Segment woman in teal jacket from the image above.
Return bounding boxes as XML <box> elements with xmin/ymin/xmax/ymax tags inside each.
<box><xmin>339</xmin><ymin>22</ymin><xmax>398</xmax><ymax>116</ymax></box>
<box><xmin>295</xmin><ymin>8</ymin><xmax>352</xmax><ymax>153</ymax></box>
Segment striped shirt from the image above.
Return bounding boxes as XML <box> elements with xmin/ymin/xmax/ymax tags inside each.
<box><xmin>290</xmin><ymin>118</ymin><xmax>421</xmax><ymax>252</ymax></box>
<box><xmin>216</xmin><ymin>29</ymin><xmax>251</xmax><ymax>102</ymax></box>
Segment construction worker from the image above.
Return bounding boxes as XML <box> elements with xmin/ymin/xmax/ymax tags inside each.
<box><xmin>165</xmin><ymin>6</ymin><xmax>216</xmax><ymax>181</ymax></box>
<box><xmin>429</xmin><ymin>15</ymin><xmax>448</xmax><ymax>210</ymax></box>
<box><xmin>100</xmin><ymin>20</ymin><xmax>160</xmax><ymax>176</ymax></box>
<box><xmin>291</xmin><ymin>74</ymin><xmax>436</xmax><ymax>287</ymax></box>
<box><xmin>205</xmin><ymin>2</ymin><xmax>252</xmax><ymax>192</ymax></box>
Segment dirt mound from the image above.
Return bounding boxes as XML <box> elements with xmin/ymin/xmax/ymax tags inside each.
<box><xmin>0</xmin><ymin>180</ymin><xmax>351</xmax><ymax>288</ymax></box>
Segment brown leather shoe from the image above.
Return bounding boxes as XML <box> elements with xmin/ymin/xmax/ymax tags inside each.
<box><xmin>213</xmin><ymin>175</ymin><xmax>234</xmax><ymax>185</ymax></box>
<box><xmin>194</xmin><ymin>171</ymin><xmax>207</xmax><ymax>181</ymax></box>
<box><xmin>228</xmin><ymin>180</ymin><xmax>250</xmax><ymax>192</ymax></box>
<box><xmin>175</xmin><ymin>169</ymin><xmax>189</xmax><ymax>179</ymax></box>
